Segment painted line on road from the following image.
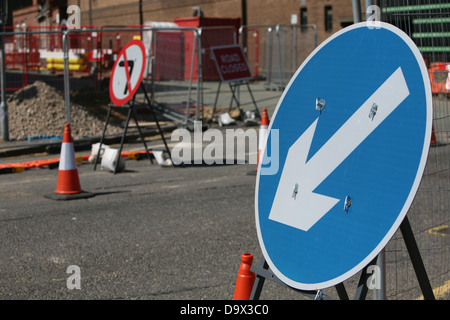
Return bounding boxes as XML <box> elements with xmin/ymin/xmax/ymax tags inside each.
<box><xmin>426</xmin><ymin>224</ymin><xmax>449</xmax><ymax>237</ymax></box>
<box><xmin>417</xmin><ymin>279</ymin><xmax>450</xmax><ymax>300</ymax></box>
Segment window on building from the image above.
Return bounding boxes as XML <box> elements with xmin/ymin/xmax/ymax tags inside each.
<box><xmin>300</xmin><ymin>7</ymin><xmax>308</xmax><ymax>32</ymax></box>
<box><xmin>325</xmin><ymin>6</ymin><xmax>333</xmax><ymax>32</ymax></box>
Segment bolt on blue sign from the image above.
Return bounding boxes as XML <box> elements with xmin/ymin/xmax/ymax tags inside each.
<box><xmin>255</xmin><ymin>22</ymin><xmax>432</xmax><ymax>290</ymax></box>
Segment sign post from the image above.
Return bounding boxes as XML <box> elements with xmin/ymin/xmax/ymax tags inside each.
<box><xmin>210</xmin><ymin>45</ymin><xmax>260</xmax><ymax>122</ymax></box>
<box><xmin>254</xmin><ymin>22</ymin><xmax>434</xmax><ymax>299</ymax></box>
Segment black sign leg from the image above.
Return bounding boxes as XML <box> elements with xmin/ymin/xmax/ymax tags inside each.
<box><xmin>400</xmin><ymin>216</ymin><xmax>435</xmax><ymax>300</ymax></box>
<box><xmin>249</xmin><ymin>218</ymin><xmax>435</xmax><ymax>300</ymax></box>
<box><xmin>245</xmin><ymin>82</ymin><xmax>261</xmax><ymax>119</ymax></box>
<box><xmin>94</xmin><ymin>105</ymin><xmax>112</xmax><ymax>171</ymax></box>
<box><xmin>249</xmin><ymin>257</ymin><xmax>340</xmax><ymax>300</ymax></box>
<box><xmin>130</xmin><ymin>105</ymin><xmax>153</xmax><ymax>165</ymax></box>
<box><xmin>249</xmin><ymin>259</ymin><xmax>268</xmax><ymax>300</ymax></box>
<box><xmin>114</xmin><ymin>105</ymin><xmax>133</xmax><ymax>174</ymax></box>
<box><xmin>211</xmin><ymin>82</ymin><xmax>222</xmax><ymax>123</ymax></box>
<box><xmin>140</xmin><ymin>83</ymin><xmax>172</xmax><ymax>160</ymax></box>
<box><xmin>228</xmin><ymin>82</ymin><xmax>244</xmax><ymax>119</ymax></box>
<box><xmin>353</xmin><ymin>258</ymin><xmax>376</xmax><ymax>300</ymax></box>
<box><xmin>335</xmin><ymin>283</ymin><xmax>349</xmax><ymax>300</ymax></box>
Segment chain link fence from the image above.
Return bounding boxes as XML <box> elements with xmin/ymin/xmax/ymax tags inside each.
<box><xmin>378</xmin><ymin>0</ymin><xmax>450</xmax><ymax>299</ymax></box>
<box><xmin>240</xmin><ymin>24</ymin><xmax>317</xmax><ymax>91</ymax></box>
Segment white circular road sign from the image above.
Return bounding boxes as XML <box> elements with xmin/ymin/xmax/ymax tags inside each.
<box><xmin>109</xmin><ymin>39</ymin><xmax>146</xmax><ymax>106</ymax></box>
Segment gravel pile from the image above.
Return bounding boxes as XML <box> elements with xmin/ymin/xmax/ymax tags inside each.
<box><xmin>7</xmin><ymin>81</ymin><xmax>123</xmax><ymax>141</ymax></box>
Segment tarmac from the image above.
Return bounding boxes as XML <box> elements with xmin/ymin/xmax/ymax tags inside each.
<box><xmin>1</xmin><ymin>78</ymin><xmax>448</xmax><ymax>301</ymax></box>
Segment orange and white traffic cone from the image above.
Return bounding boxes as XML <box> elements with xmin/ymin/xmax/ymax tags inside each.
<box><xmin>257</xmin><ymin>108</ymin><xmax>269</xmax><ymax>168</ymax></box>
<box><xmin>55</xmin><ymin>123</ymin><xmax>82</xmax><ymax>194</ymax></box>
<box><xmin>233</xmin><ymin>253</ymin><xmax>256</xmax><ymax>300</ymax></box>
<box><xmin>248</xmin><ymin>108</ymin><xmax>269</xmax><ymax>175</ymax></box>
<box><xmin>46</xmin><ymin>123</ymin><xmax>94</xmax><ymax>200</ymax></box>
<box><xmin>431</xmin><ymin>124</ymin><xmax>437</xmax><ymax>146</ymax></box>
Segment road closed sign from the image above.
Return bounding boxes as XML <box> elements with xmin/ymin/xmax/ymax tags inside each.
<box><xmin>109</xmin><ymin>40</ymin><xmax>146</xmax><ymax>106</ymax></box>
<box><xmin>211</xmin><ymin>45</ymin><xmax>253</xmax><ymax>83</ymax></box>
<box><xmin>255</xmin><ymin>22</ymin><xmax>432</xmax><ymax>290</ymax></box>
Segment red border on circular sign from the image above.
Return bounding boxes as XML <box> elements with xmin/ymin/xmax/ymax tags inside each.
<box><xmin>109</xmin><ymin>39</ymin><xmax>146</xmax><ymax>106</ymax></box>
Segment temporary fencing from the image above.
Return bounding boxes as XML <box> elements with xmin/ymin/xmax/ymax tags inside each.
<box><xmin>0</xmin><ymin>24</ymin><xmax>236</xmax><ymax>135</ymax></box>
<box><xmin>240</xmin><ymin>24</ymin><xmax>317</xmax><ymax>90</ymax></box>
<box><xmin>1</xmin><ymin>21</ymin><xmax>317</xmax><ymax>135</ymax></box>
<box><xmin>378</xmin><ymin>0</ymin><xmax>450</xmax><ymax>300</ymax></box>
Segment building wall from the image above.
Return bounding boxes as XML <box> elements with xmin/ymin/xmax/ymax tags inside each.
<box><xmin>299</xmin><ymin>0</ymin><xmax>355</xmax><ymax>43</ymax></box>
<box><xmin>13</xmin><ymin>0</ymin><xmax>69</xmax><ymax>29</ymax></box>
<box><xmin>70</xmin><ymin>0</ymin><xmax>354</xmax><ymax>45</ymax></box>
<box><xmin>12</xmin><ymin>3</ymin><xmax>40</xmax><ymax>29</ymax></box>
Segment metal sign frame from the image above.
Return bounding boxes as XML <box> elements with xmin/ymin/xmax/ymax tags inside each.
<box><xmin>250</xmin><ymin>216</ymin><xmax>434</xmax><ymax>300</ymax></box>
<box><xmin>94</xmin><ymin>39</ymin><xmax>171</xmax><ymax>173</ymax></box>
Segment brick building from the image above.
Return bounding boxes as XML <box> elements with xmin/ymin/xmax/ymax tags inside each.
<box><xmin>9</xmin><ymin>0</ymin><xmax>359</xmax><ymax>84</ymax></box>
<box><xmin>56</xmin><ymin>0</ymin><xmax>355</xmax><ymax>46</ymax></box>
<box><xmin>12</xmin><ymin>0</ymin><xmax>68</xmax><ymax>29</ymax></box>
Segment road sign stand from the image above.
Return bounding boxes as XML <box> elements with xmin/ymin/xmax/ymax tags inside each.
<box><xmin>249</xmin><ymin>257</ymin><xmax>337</xmax><ymax>300</ymax></box>
<box><xmin>93</xmin><ymin>82</ymin><xmax>172</xmax><ymax>174</ymax></box>
<box><xmin>249</xmin><ymin>216</ymin><xmax>435</xmax><ymax>300</ymax></box>
<box><xmin>93</xmin><ymin>95</ymin><xmax>151</xmax><ymax>174</ymax></box>
<box><xmin>95</xmin><ymin>39</ymin><xmax>171</xmax><ymax>174</ymax></box>
<box><xmin>140</xmin><ymin>81</ymin><xmax>172</xmax><ymax>162</ymax></box>
<box><xmin>210</xmin><ymin>80</ymin><xmax>260</xmax><ymax>123</ymax></box>
<box><xmin>399</xmin><ymin>216</ymin><xmax>435</xmax><ymax>300</ymax></box>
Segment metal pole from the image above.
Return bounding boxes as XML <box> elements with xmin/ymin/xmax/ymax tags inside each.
<box><xmin>365</xmin><ymin>0</ymin><xmax>374</xmax><ymax>20</ymax></box>
<box><xmin>139</xmin><ymin>0</ymin><xmax>143</xmax><ymax>26</ymax></box>
<box><xmin>195</xmin><ymin>29</ymin><xmax>202</xmax><ymax>122</ymax></box>
<box><xmin>89</xmin><ymin>0</ymin><xmax>93</xmax><ymax>26</ymax></box>
<box><xmin>352</xmin><ymin>0</ymin><xmax>362</xmax><ymax>23</ymax></box>
<box><xmin>0</xmin><ymin>1</ymin><xmax>8</xmax><ymax>141</ymax></box>
<box><xmin>266</xmin><ymin>27</ymin><xmax>273</xmax><ymax>88</ymax></box>
<box><xmin>373</xmin><ymin>249</ymin><xmax>386</xmax><ymax>299</ymax></box>
<box><xmin>63</xmin><ymin>30</ymin><xmax>71</xmax><ymax>124</ymax></box>
<box><xmin>292</xmin><ymin>24</ymin><xmax>297</xmax><ymax>75</ymax></box>
<box><xmin>185</xmin><ymin>30</ymin><xmax>196</xmax><ymax>126</ymax></box>
<box><xmin>275</xmin><ymin>25</ymin><xmax>284</xmax><ymax>90</ymax></box>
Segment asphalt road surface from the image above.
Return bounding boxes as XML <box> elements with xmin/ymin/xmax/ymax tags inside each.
<box><xmin>0</xmin><ymin>133</ymin><xmax>448</xmax><ymax>301</ymax></box>
<box><xmin>0</xmin><ymin>137</ymin><xmax>299</xmax><ymax>300</ymax></box>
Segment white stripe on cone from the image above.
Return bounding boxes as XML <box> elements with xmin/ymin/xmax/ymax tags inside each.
<box><xmin>59</xmin><ymin>142</ymin><xmax>77</xmax><ymax>170</ymax></box>
<box><xmin>258</xmin><ymin>125</ymin><xmax>268</xmax><ymax>163</ymax></box>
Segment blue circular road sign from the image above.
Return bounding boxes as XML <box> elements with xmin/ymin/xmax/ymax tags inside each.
<box><xmin>255</xmin><ymin>22</ymin><xmax>432</xmax><ymax>290</ymax></box>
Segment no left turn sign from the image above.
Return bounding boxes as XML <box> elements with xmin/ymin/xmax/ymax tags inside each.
<box><xmin>109</xmin><ymin>40</ymin><xmax>146</xmax><ymax>106</ymax></box>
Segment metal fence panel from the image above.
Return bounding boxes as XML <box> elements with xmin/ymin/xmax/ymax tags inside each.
<box><xmin>379</xmin><ymin>0</ymin><xmax>450</xmax><ymax>299</ymax></box>
<box><xmin>240</xmin><ymin>24</ymin><xmax>317</xmax><ymax>91</ymax></box>
<box><xmin>0</xmin><ymin>26</ymin><xmax>203</xmax><ymax>140</ymax></box>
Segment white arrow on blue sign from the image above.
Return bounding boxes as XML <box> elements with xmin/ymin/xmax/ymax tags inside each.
<box><xmin>255</xmin><ymin>22</ymin><xmax>432</xmax><ymax>290</ymax></box>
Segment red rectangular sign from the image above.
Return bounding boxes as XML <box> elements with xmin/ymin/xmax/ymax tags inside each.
<box><xmin>211</xmin><ymin>45</ymin><xmax>253</xmax><ymax>83</ymax></box>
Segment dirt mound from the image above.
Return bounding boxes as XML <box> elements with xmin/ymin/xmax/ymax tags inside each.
<box><xmin>7</xmin><ymin>81</ymin><xmax>123</xmax><ymax>141</ymax></box>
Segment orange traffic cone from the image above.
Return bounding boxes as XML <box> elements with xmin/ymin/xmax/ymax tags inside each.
<box><xmin>55</xmin><ymin>123</ymin><xmax>82</xmax><ymax>194</ymax></box>
<box><xmin>233</xmin><ymin>253</ymin><xmax>256</xmax><ymax>300</ymax></box>
<box><xmin>431</xmin><ymin>124</ymin><xmax>437</xmax><ymax>146</ymax></box>
<box><xmin>257</xmin><ymin>108</ymin><xmax>269</xmax><ymax>169</ymax></box>
<box><xmin>248</xmin><ymin>109</ymin><xmax>269</xmax><ymax>175</ymax></box>
<box><xmin>46</xmin><ymin>123</ymin><xmax>94</xmax><ymax>200</ymax></box>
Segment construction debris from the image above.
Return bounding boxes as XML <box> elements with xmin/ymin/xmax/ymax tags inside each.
<box><xmin>7</xmin><ymin>81</ymin><xmax>123</xmax><ymax>141</ymax></box>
